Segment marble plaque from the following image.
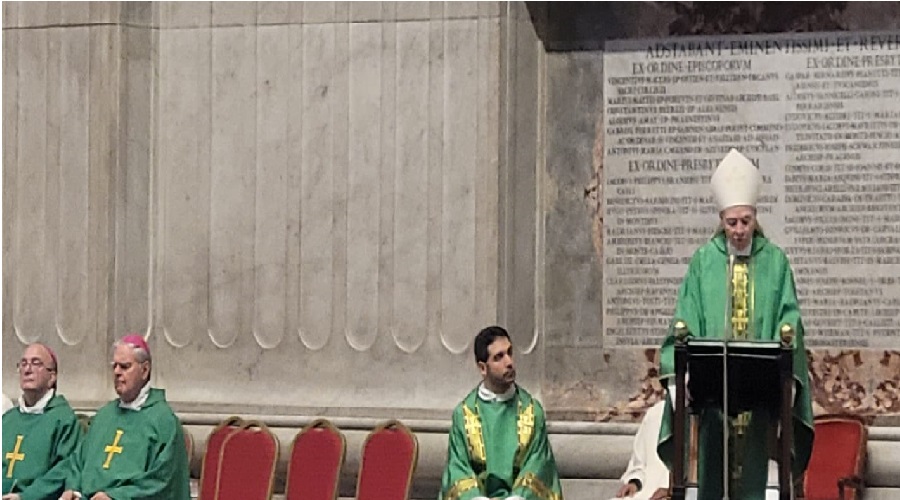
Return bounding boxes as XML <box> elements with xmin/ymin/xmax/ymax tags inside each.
<box><xmin>602</xmin><ymin>31</ymin><xmax>900</xmax><ymax>349</ymax></box>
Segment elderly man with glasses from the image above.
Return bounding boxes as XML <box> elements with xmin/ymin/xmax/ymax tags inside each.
<box><xmin>2</xmin><ymin>343</ymin><xmax>83</xmax><ymax>500</ymax></box>
<box><xmin>59</xmin><ymin>335</ymin><xmax>189</xmax><ymax>500</ymax></box>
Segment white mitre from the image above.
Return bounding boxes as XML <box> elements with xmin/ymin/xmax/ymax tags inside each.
<box><xmin>710</xmin><ymin>148</ymin><xmax>762</xmax><ymax>211</ymax></box>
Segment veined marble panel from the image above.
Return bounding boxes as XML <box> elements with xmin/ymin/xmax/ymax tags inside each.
<box><xmin>3</xmin><ymin>21</ymin><xmax>119</xmax><ymax>399</ymax></box>
<box><xmin>4</xmin><ymin>5</ymin><xmax>511</xmax><ymax>408</ymax></box>
<box><xmin>121</xmin><ymin>2</ymin><xmax>152</xmax><ymax>28</ymax></box>
<box><xmin>254</xmin><ymin>24</ymin><xmax>291</xmax><ymax>349</ymax></box>
<box><xmin>478</xmin><ymin>2</ymin><xmax>501</xmax><ymax>18</ymax></box>
<box><xmin>58</xmin><ymin>1</ymin><xmax>90</xmax><ymax>25</ymax></box>
<box><xmin>13</xmin><ymin>28</ymin><xmax>52</xmax><ymax>344</ymax></box>
<box><xmin>330</xmin><ymin>21</ymin><xmax>352</xmax><ymax>349</ymax></box>
<box><xmin>426</xmin><ymin>17</ymin><xmax>445</xmax><ymax>345</ymax></box>
<box><xmin>209</xmin><ymin>25</ymin><xmax>256</xmax><ymax>348</ymax></box>
<box><xmin>55</xmin><ymin>26</ymin><xmax>91</xmax><ymax>345</ymax></box>
<box><xmin>475</xmin><ymin>15</ymin><xmax>501</xmax><ymax>344</ymax></box>
<box><xmin>89</xmin><ymin>2</ymin><xmax>121</xmax><ymax>25</ymax></box>
<box><xmin>440</xmin><ymin>19</ymin><xmax>479</xmax><ymax>354</ymax></box>
<box><xmin>87</xmin><ymin>26</ymin><xmax>117</xmax><ymax>347</ymax></box>
<box><xmin>2</xmin><ymin>2</ymin><xmax>19</xmax><ymax>28</ymax></box>
<box><xmin>346</xmin><ymin>22</ymin><xmax>382</xmax><ymax>350</ymax></box>
<box><xmin>157</xmin><ymin>27</ymin><xmax>212</xmax><ymax>348</ymax></box>
<box><xmin>445</xmin><ymin>2</ymin><xmax>479</xmax><ymax>19</ymax></box>
<box><xmin>257</xmin><ymin>1</ymin><xmax>290</xmax><ymax>26</ymax></box>
<box><xmin>302</xmin><ymin>2</ymin><xmax>343</xmax><ymax>25</ymax></box>
<box><xmin>15</xmin><ymin>1</ymin><xmax>49</xmax><ymax>27</ymax></box>
<box><xmin>117</xmin><ymin>26</ymin><xmax>154</xmax><ymax>335</ymax></box>
<box><xmin>211</xmin><ymin>1</ymin><xmax>256</xmax><ymax>27</ymax></box>
<box><xmin>157</xmin><ymin>2</ymin><xmax>210</xmax><ymax>29</ymax></box>
<box><xmin>395</xmin><ymin>2</ymin><xmax>430</xmax><ymax>22</ymax></box>
<box><xmin>379</xmin><ymin>18</ymin><xmax>398</xmax><ymax>349</ymax></box>
<box><xmin>3</xmin><ymin>29</ymin><xmax>19</xmax><ymax>346</ymax></box>
<box><xmin>349</xmin><ymin>1</ymin><xmax>383</xmax><ymax>23</ymax></box>
<box><xmin>298</xmin><ymin>23</ymin><xmax>337</xmax><ymax>350</ymax></box>
<box><xmin>393</xmin><ymin>21</ymin><xmax>429</xmax><ymax>352</ymax></box>
<box><xmin>284</xmin><ymin>25</ymin><xmax>304</xmax><ymax>345</ymax></box>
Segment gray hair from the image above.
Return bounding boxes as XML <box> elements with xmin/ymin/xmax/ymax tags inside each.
<box><xmin>112</xmin><ymin>340</ymin><xmax>152</xmax><ymax>363</ymax></box>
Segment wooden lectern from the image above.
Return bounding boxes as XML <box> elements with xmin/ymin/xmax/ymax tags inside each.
<box><xmin>670</xmin><ymin>322</ymin><xmax>796</xmax><ymax>500</ymax></box>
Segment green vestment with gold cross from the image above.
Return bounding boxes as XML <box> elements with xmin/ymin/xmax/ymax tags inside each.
<box><xmin>439</xmin><ymin>385</ymin><xmax>563</xmax><ymax>500</ymax></box>
<box><xmin>658</xmin><ymin>231</ymin><xmax>815</xmax><ymax>500</ymax></box>
<box><xmin>2</xmin><ymin>394</ymin><xmax>83</xmax><ymax>499</ymax></box>
<box><xmin>64</xmin><ymin>388</ymin><xmax>190</xmax><ymax>500</ymax></box>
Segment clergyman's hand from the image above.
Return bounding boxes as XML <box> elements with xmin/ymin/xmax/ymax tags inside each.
<box><xmin>90</xmin><ymin>493</ymin><xmax>111</xmax><ymax>500</ymax></box>
<box><xmin>615</xmin><ymin>482</ymin><xmax>639</xmax><ymax>498</ymax></box>
<box><xmin>649</xmin><ymin>487</ymin><xmax>669</xmax><ymax>500</ymax></box>
<box><xmin>2</xmin><ymin>493</ymin><xmax>22</xmax><ymax>500</ymax></box>
<box><xmin>58</xmin><ymin>491</ymin><xmax>77</xmax><ymax>500</ymax></box>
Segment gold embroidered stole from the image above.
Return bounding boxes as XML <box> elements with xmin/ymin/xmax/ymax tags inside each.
<box><xmin>462</xmin><ymin>397</ymin><xmax>534</xmax><ymax>468</ymax></box>
<box><xmin>729</xmin><ymin>256</ymin><xmax>753</xmax><ymax>488</ymax></box>
<box><xmin>515</xmin><ymin>400</ymin><xmax>535</xmax><ymax>467</ymax></box>
<box><xmin>730</xmin><ymin>257</ymin><xmax>752</xmax><ymax>340</ymax></box>
<box><xmin>462</xmin><ymin>404</ymin><xmax>487</xmax><ymax>465</ymax></box>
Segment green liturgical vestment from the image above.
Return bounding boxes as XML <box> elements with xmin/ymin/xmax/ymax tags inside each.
<box><xmin>439</xmin><ymin>385</ymin><xmax>563</xmax><ymax>500</ymax></box>
<box><xmin>65</xmin><ymin>388</ymin><xmax>190</xmax><ymax>500</ymax></box>
<box><xmin>658</xmin><ymin>232</ymin><xmax>815</xmax><ymax>500</ymax></box>
<box><xmin>2</xmin><ymin>394</ymin><xmax>83</xmax><ymax>500</ymax></box>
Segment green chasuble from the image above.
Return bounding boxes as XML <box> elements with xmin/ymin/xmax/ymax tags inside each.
<box><xmin>65</xmin><ymin>388</ymin><xmax>190</xmax><ymax>500</ymax></box>
<box><xmin>439</xmin><ymin>385</ymin><xmax>563</xmax><ymax>500</ymax></box>
<box><xmin>658</xmin><ymin>231</ymin><xmax>814</xmax><ymax>500</ymax></box>
<box><xmin>2</xmin><ymin>394</ymin><xmax>83</xmax><ymax>500</ymax></box>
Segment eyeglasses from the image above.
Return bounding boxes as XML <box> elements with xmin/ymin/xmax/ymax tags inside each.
<box><xmin>17</xmin><ymin>359</ymin><xmax>56</xmax><ymax>372</ymax></box>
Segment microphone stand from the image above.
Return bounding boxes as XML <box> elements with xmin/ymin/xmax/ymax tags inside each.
<box><xmin>723</xmin><ymin>253</ymin><xmax>734</xmax><ymax>500</ymax></box>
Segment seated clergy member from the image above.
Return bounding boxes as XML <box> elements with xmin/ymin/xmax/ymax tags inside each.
<box><xmin>2</xmin><ymin>344</ymin><xmax>82</xmax><ymax>500</ymax></box>
<box><xmin>60</xmin><ymin>335</ymin><xmax>190</xmax><ymax>500</ymax></box>
<box><xmin>439</xmin><ymin>326</ymin><xmax>563</xmax><ymax>500</ymax></box>
<box><xmin>608</xmin><ymin>400</ymin><xmax>669</xmax><ymax>500</ymax></box>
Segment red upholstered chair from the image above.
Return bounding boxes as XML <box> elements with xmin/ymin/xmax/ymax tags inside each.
<box><xmin>215</xmin><ymin>419</ymin><xmax>280</xmax><ymax>500</ymax></box>
<box><xmin>198</xmin><ymin>416</ymin><xmax>244</xmax><ymax>500</ymax></box>
<box><xmin>802</xmin><ymin>415</ymin><xmax>867</xmax><ymax>500</ymax></box>
<box><xmin>284</xmin><ymin>418</ymin><xmax>346</xmax><ymax>500</ymax></box>
<box><xmin>356</xmin><ymin>419</ymin><xmax>419</xmax><ymax>500</ymax></box>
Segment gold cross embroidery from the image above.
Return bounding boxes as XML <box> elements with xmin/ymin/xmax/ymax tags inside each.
<box><xmin>731</xmin><ymin>260</ymin><xmax>750</xmax><ymax>339</ymax></box>
<box><xmin>5</xmin><ymin>435</ymin><xmax>25</xmax><ymax>478</ymax></box>
<box><xmin>515</xmin><ymin>400</ymin><xmax>535</xmax><ymax>467</ymax></box>
<box><xmin>103</xmin><ymin>430</ymin><xmax>124</xmax><ymax>469</ymax></box>
<box><xmin>462</xmin><ymin>405</ymin><xmax>486</xmax><ymax>465</ymax></box>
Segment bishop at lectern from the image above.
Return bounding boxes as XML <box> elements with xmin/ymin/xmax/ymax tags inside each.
<box><xmin>656</xmin><ymin>149</ymin><xmax>815</xmax><ymax>500</ymax></box>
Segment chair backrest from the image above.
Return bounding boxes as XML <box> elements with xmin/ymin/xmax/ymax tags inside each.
<box><xmin>183</xmin><ymin>426</ymin><xmax>194</xmax><ymax>470</ymax></box>
<box><xmin>356</xmin><ymin>419</ymin><xmax>418</xmax><ymax>500</ymax></box>
<box><xmin>285</xmin><ymin>418</ymin><xmax>347</xmax><ymax>500</ymax></box>
<box><xmin>803</xmin><ymin>415</ymin><xmax>867</xmax><ymax>500</ymax></box>
<box><xmin>215</xmin><ymin>419</ymin><xmax>280</xmax><ymax>500</ymax></box>
<box><xmin>198</xmin><ymin>416</ymin><xmax>244</xmax><ymax>500</ymax></box>
<box><xmin>76</xmin><ymin>412</ymin><xmax>91</xmax><ymax>431</ymax></box>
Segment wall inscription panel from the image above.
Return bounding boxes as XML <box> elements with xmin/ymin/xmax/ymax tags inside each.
<box><xmin>603</xmin><ymin>31</ymin><xmax>900</xmax><ymax>349</ymax></box>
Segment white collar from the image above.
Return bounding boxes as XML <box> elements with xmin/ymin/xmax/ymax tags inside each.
<box><xmin>18</xmin><ymin>388</ymin><xmax>54</xmax><ymax>415</ymax></box>
<box><xmin>478</xmin><ymin>382</ymin><xmax>517</xmax><ymax>403</ymax></box>
<box><xmin>119</xmin><ymin>383</ymin><xmax>151</xmax><ymax>411</ymax></box>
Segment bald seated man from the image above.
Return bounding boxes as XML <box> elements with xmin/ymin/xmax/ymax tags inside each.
<box><xmin>2</xmin><ymin>343</ymin><xmax>83</xmax><ymax>500</ymax></box>
<box><xmin>60</xmin><ymin>335</ymin><xmax>190</xmax><ymax>500</ymax></box>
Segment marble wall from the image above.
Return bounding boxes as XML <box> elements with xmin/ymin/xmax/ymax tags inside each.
<box><xmin>6</xmin><ymin>1</ymin><xmax>897</xmax><ymax>425</ymax></box>
<box><xmin>2</xmin><ymin>1</ymin><xmax>544</xmax><ymax>415</ymax></box>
